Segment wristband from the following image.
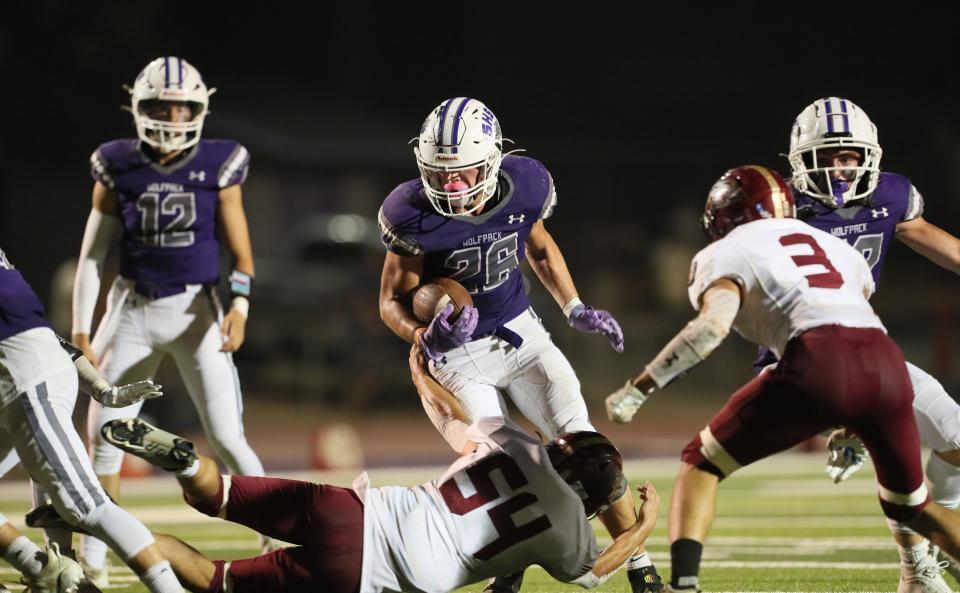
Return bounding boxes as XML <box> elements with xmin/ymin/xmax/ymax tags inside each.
<box><xmin>562</xmin><ymin>297</ymin><xmax>583</xmax><ymax>319</ymax></box>
<box><xmin>231</xmin><ymin>296</ymin><xmax>250</xmax><ymax>319</ymax></box>
<box><xmin>229</xmin><ymin>270</ymin><xmax>253</xmax><ymax>299</ymax></box>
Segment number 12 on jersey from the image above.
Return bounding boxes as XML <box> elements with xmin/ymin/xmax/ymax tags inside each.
<box><xmin>136</xmin><ymin>192</ymin><xmax>197</xmax><ymax>247</ymax></box>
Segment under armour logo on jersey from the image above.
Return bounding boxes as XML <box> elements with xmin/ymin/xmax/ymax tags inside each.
<box><xmin>189</xmin><ymin>171</ymin><xmax>206</xmax><ymax>182</ymax></box>
<box><xmin>507</xmin><ymin>214</ymin><xmax>526</xmax><ymax>224</ymax></box>
<box><xmin>871</xmin><ymin>207</ymin><xmax>889</xmax><ymax>219</ymax></box>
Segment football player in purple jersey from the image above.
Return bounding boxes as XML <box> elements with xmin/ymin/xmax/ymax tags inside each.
<box><xmin>0</xmin><ymin>247</ymin><xmax>185</xmax><ymax>593</ymax></box>
<box><xmin>786</xmin><ymin>97</ymin><xmax>960</xmax><ymax>593</ymax></box>
<box><xmin>378</xmin><ymin>98</ymin><xmax>662</xmax><ymax>593</ymax></box>
<box><xmin>70</xmin><ymin>56</ymin><xmax>266</xmax><ymax>585</ymax></box>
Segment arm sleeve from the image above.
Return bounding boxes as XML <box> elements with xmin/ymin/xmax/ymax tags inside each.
<box><xmin>58</xmin><ymin>334</ymin><xmax>110</xmax><ymax>397</ymax></box>
<box><xmin>647</xmin><ymin>283</ymin><xmax>740</xmax><ymax>388</ymax></box>
<box><xmin>72</xmin><ymin>209</ymin><xmax>119</xmax><ymax>335</ymax></box>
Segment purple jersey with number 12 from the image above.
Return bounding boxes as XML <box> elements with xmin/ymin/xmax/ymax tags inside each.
<box><xmin>378</xmin><ymin>155</ymin><xmax>557</xmax><ymax>339</ymax></box>
<box><xmin>90</xmin><ymin>139</ymin><xmax>250</xmax><ymax>287</ymax></box>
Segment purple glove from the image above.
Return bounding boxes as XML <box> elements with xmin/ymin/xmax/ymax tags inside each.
<box><xmin>567</xmin><ymin>303</ymin><xmax>624</xmax><ymax>353</ymax></box>
<box><xmin>419</xmin><ymin>303</ymin><xmax>479</xmax><ymax>361</ymax></box>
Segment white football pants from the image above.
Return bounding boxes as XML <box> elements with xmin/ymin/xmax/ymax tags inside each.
<box><xmin>0</xmin><ymin>328</ymin><xmax>158</xmax><ymax>562</ymax></box>
<box><xmin>428</xmin><ymin>307</ymin><xmax>594</xmax><ymax>447</ymax></box>
<box><xmin>86</xmin><ymin>278</ymin><xmax>263</xmax><ymax>477</ymax></box>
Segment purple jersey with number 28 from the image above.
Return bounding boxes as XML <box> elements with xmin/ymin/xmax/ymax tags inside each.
<box><xmin>378</xmin><ymin>155</ymin><xmax>557</xmax><ymax>339</ymax></box>
<box><xmin>90</xmin><ymin>139</ymin><xmax>250</xmax><ymax>287</ymax></box>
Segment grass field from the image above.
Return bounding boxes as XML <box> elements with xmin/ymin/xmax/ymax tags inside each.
<box><xmin>0</xmin><ymin>452</ymin><xmax>948</xmax><ymax>593</ymax></box>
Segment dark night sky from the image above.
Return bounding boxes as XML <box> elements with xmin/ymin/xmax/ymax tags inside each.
<box><xmin>2</xmin><ymin>5</ymin><xmax>958</xmax><ymax>295</ymax></box>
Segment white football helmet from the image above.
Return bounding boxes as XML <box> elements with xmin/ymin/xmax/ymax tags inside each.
<box><xmin>788</xmin><ymin>97</ymin><xmax>882</xmax><ymax>207</ymax></box>
<box><xmin>127</xmin><ymin>57</ymin><xmax>214</xmax><ymax>153</ymax></box>
<box><xmin>414</xmin><ymin>97</ymin><xmax>503</xmax><ymax>216</ymax></box>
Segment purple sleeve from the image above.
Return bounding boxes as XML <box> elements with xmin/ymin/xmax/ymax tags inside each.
<box><xmin>217</xmin><ymin>143</ymin><xmax>250</xmax><ymax>188</ymax></box>
<box><xmin>540</xmin><ymin>171</ymin><xmax>557</xmax><ymax>220</ymax></box>
<box><xmin>377</xmin><ymin>183</ymin><xmax>427</xmax><ymax>256</ymax></box>
<box><xmin>89</xmin><ymin>146</ymin><xmax>115</xmax><ymax>188</ymax></box>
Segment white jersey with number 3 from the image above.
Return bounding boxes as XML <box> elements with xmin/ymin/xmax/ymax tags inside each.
<box><xmin>688</xmin><ymin>218</ymin><xmax>884</xmax><ymax>357</ymax></box>
<box><xmin>356</xmin><ymin>417</ymin><xmax>598</xmax><ymax>593</ymax></box>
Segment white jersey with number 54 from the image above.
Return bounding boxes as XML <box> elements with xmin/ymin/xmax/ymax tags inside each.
<box><xmin>688</xmin><ymin>217</ymin><xmax>884</xmax><ymax>358</ymax></box>
<box><xmin>356</xmin><ymin>417</ymin><xmax>597</xmax><ymax>593</ymax></box>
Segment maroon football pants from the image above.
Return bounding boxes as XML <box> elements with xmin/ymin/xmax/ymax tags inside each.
<box><xmin>188</xmin><ymin>475</ymin><xmax>364</xmax><ymax>593</ymax></box>
<box><xmin>682</xmin><ymin>325</ymin><xmax>928</xmax><ymax>521</ymax></box>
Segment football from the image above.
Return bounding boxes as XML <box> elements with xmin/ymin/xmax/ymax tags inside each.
<box><xmin>412</xmin><ymin>278</ymin><xmax>474</xmax><ymax>324</ymax></box>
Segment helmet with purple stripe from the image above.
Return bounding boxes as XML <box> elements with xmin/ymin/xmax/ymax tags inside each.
<box><xmin>127</xmin><ymin>57</ymin><xmax>214</xmax><ymax>153</ymax></box>
<box><xmin>788</xmin><ymin>97</ymin><xmax>882</xmax><ymax>207</ymax></box>
<box><xmin>414</xmin><ymin>97</ymin><xmax>503</xmax><ymax>217</ymax></box>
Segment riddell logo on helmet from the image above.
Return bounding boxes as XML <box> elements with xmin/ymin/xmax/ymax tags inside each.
<box><xmin>434</xmin><ymin>154</ymin><xmax>460</xmax><ymax>162</ymax></box>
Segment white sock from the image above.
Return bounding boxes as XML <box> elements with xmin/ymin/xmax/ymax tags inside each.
<box><xmin>928</xmin><ymin>452</ymin><xmax>960</xmax><ymax>509</ymax></box>
<box><xmin>177</xmin><ymin>459</ymin><xmax>200</xmax><ymax>479</ymax></box>
<box><xmin>81</xmin><ymin>535</ymin><xmax>109</xmax><ymax>570</ymax></box>
<box><xmin>900</xmin><ymin>541</ymin><xmax>930</xmax><ymax>564</ymax></box>
<box><xmin>627</xmin><ymin>551</ymin><xmax>653</xmax><ymax>571</ymax></box>
<box><xmin>3</xmin><ymin>535</ymin><xmax>45</xmax><ymax>579</ymax></box>
<box><xmin>141</xmin><ymin>559</ymin><xmax>183</xmax><ymax>593</ymax></box>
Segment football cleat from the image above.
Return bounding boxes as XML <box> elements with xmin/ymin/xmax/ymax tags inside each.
<box><xmin>898</xmin><ymin>548</ymin><xmax>951</xmax><ymax>593</ymax></box>
<box><xmin>482</xmin><ymin>570</ymin><xmax>524</xmax><ymax>593</ymax></box>
<box><xmin>101</xmin><ymin>418</ymin><xmax>197</xmax><ymax>471</ymax></box>
<box><xmin>79</xmin><ymin>559</ymin><xmax>109</xmax><ymax>592</ymax></box>
<box><xmin>932</xmin><ymin>545</ymin><xmax>960</xmax><ymax>583</ymax></box>
<box><xmin>21</xmin><ymin>543</ymin><xmax>85</xmax><ymax>593</ymax></box>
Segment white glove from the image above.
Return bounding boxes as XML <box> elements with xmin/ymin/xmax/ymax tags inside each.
<box><xmin>825</xmin><ymin>429</ymin><xmax>868</xmax><ymax>483</ymax></box>
<box><xmin>605</xmin><ymin>380</ymin><xmax>648</xmax><ymax>423</ymax></box>
<box><xmin>95</xmin><ymin>380</ymin><xmax>164</xmax><ymax>408</ymax></box>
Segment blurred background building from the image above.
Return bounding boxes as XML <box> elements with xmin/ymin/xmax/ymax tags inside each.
<box><xmin>2</xmin><ymin>5</ymin><xmax>958</xmax><ymax>470</ymax></box>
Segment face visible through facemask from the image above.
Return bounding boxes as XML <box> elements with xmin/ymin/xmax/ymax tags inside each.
<box><xmin>437</xmin><ymin>167</ymin><xmax>484</xmax><ymax>214</ymax></box>
<box><xmin>816</xmin><ymin>148</ymin><xmax>862</xmax><ymax>206</ymax></box>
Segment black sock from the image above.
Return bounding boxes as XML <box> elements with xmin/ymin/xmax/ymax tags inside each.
<box><xmin>670</xmin><ymin>538</ymin><xmax>703</xmax><ymax>590</ymax></box>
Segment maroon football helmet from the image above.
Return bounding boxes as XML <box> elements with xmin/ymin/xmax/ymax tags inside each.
<box><xmin>547</xmin><ymin>431</ymin><xmax>627</xmax><ymax>518</ymax></box>
<box><xmin>701</xmin><ymin>165</ymin><xmax>796</xmax><ymax>242</ymax></box>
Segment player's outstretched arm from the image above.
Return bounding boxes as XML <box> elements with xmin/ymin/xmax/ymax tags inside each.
<box><xmin>57</xmin><ymin>335</ymin><xmax>164</xmax><ymax>407</ymax></box>
<box><xmin>525</xmin><ymin>221</ymin><xmax>624</xmax><ymax>352</ymax></box>
<box><xmin>218</xmin><ymin>185</ymin><xmax>254</xmax><ymax>352</ymax></box>
<box><xmin>570</xmin><ymin>481</ymin><xmax>661</xmax><ymax>588</ymax></box>
<box><xmin>72</xmin><ymin>181</ymin><xmax>120</xmax><ymax>365</ymax></box>
<box><xmin>409</xmin><ymin>341</ymin><xmax>477</xmax><ymax>454</ymax></box>
<box><xmin>606</xmin><ymin>279</ymin><xmax>740</xmax><ymax>423</ymax></box>
<box><xmin>379</xmin><ymin>251</ymin><xmax>427</xmax><ymax>344</ymax></box>
<box><xmin>896</xmin><ymin>217</ymin><xmax>960</xmax><ymax>275</ymax></box>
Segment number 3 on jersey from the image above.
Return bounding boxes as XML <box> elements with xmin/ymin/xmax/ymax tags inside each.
<box><xmin>779</xmin><ymin>233</ymin><xmax>844</xmax><ymax>289</ymax></box>
<box><xmin>439</xmin><ymin>452</ymin><xmax>552</xmax><ymax>560</ymax></box>
<box><xmin>136</xmin><ymin>192</ymin><xmax>197</xmax><ymax>247</ymax></box>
